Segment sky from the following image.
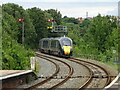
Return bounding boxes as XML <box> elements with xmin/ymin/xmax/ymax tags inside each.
<box><xmin>0</xmin><ymin>0</ymin><xmax>120</xmax><ymax>18</ymax></box>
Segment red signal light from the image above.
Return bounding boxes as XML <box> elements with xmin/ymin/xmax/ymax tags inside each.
<box><xmin>47</xmin><ymin>19</ymin><xmax>54</xmax><ymax>21</ymax></box>
<box><xmin>18</xmin><ymin>19</ymin><xmax>24</xmax><ymax>21</ymax></box>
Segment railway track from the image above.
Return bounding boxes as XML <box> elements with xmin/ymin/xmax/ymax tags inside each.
<box><xmin>25</xmin><ymin>52</ymin><xmax>74</xmax><ymax>89</ymax></box>
<box><xmin>23</xmin><ymin>52</ymin><xmax>115</xmax><ymax>89</ymax></box>
<box><xmin>25</xmin><ymin>54</ymin><xmax>60</xmax><ymax>89</ymax></box>
<box><xmin>69</xmin><ymin>58</ymin><xmax>112</xmax><ymax>89</ymax></box>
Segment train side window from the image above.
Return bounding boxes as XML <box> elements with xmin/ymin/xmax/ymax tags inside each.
<box><xmin>51</xmin><ymin>40</ymin><xmax>57</xmax><ymax>48</ymax></box>
<box><xmin>43</xmin><ymin>40</ymin><xmax>48</xmax><ymax>48</ymax></box>
<box><xmin>56</xmin><ymin>41</ymin><xmax>60</xmax><ymax>49</ymax></box>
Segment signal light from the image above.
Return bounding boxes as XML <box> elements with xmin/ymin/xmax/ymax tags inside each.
<box><xmin>47</xmin><ymin>19</ymin><xmax>54</xmax><ymax>21</ymax></box>
<box><xmin>18</xmin><ymin>19</ymin><xmax>24</xmax><ymax>21</ymax></box>
<box><xmin>47</xmin><ymin>27</ymin><xmax>54</xmax><ymax>30</ymax></box>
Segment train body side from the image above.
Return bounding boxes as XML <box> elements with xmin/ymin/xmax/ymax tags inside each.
<box><xmin>39</xmin><ymin>37</ymin><xmax>73</xmax><ymax>57</ymax></box>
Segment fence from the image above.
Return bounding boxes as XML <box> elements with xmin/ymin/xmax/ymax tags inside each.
<box><xmin>73</xmin><ymin>54</ymin><xmax>119</xmax><ymax>64</ymax></box>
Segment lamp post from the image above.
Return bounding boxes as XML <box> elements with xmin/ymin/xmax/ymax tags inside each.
<box><xmin>18</xmin><ymin>19</ymin><xmax>24</xmax><ymax>48</ymax></box>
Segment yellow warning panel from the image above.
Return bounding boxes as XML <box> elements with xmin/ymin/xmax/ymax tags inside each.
<box><xmin>63</xmin><ymin>46</ymin><xmax>70</xmax><ymax>55</ymax></box>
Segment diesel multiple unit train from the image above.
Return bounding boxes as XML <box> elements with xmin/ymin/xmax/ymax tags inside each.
<box><xmin>39</xmin><ymin>37</ymin><xmax>73</xmax><ymax>57</ymax></box>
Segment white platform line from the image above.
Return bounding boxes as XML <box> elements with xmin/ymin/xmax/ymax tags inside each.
<box><xmin>103</xmin><ymin>73</ymin><xmax>120</xmax><ymax>90</ymax></box>
<box><xmin>0</xmin><ymin>70</ymin><xmax>33</xmax><ymax>80</ymax></box>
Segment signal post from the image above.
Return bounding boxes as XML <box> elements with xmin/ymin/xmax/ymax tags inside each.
<box><xmin>18</xmin><ymin>19</ymin><xmax>24</xmax><ymax>48</ymax></box>
<box><xmin>47</xmin><ymin>18</ymin><xmax>67</xmax><ymax>36</ymax></box>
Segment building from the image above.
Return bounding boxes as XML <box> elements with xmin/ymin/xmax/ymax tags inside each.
<box><xmin>77</xmin><ymin>17</ymin><xmax>83</xmax><ymax>23</ymax></box>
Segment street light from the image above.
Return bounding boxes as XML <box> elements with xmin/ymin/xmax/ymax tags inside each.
<box><xmin>18</xmin><ymin>19</ymin><xmax>24</xmax><ymax>48</ymax></box>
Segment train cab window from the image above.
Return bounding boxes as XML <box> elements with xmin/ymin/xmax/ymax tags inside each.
<box><xmin>61</xmin><ymin>39</ymin><xmax>71</xmax><ymax>46</ymax></box>
<box><xmin>43</xmin><ymin>40</ymin><xmax>49</xmax><ymax>48</ymax></box>
<box><xmin>56</xmin><ymin>41</ymin><xmax>60</xmax><ymax>49</ymax></box>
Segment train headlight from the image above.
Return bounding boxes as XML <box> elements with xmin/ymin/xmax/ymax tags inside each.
<box><xmin>62</xmin><ymin>46</ymin><xmax>64</xmax><ymax>49</ymax></box>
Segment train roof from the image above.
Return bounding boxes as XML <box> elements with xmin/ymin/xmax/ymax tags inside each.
<box><xmin>40</xmin><ymin>37</ymin><xmax>72</xmax><ymax>41</ymax></box>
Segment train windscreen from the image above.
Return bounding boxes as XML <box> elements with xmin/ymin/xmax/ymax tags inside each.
<box><xmin>61</xmin><ymin>39</ymin><xmax>72</xmax><ymax>46</ymax></box>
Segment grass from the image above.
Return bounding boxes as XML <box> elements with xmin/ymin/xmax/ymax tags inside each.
<box><xmin>100</xmin><ymin>61</ymin><xmax>119</xmax><ymax>70</ymax></box>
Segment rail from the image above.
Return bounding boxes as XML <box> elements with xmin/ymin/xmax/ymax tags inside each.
<box><xmin>70</xmin><ymin>58</ymin><xmax>112</xmax><ymax>88</ymax></box>
<box><xmin>24</xmin><ymin>54</ymin><xmax>60</xmax><ymax>89</ymax></box>
<box><xmin>25</xmin><ymin>52</ymin><xmax>74</xmax><ymax>89</ymax></box>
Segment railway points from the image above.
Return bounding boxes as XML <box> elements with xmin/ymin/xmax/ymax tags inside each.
<box><xmin>33</xmin><ymin>54</ymin><xmax>118</xmax><ymax>88</ymax></box>
<box><xmin>18</xmin><ymin>52</ymin><xmax>91</xmax><ymax>89</ymax></box>
<box><xmin>1</xmin><ymin>52</ymin><xmax>119</xmax><ymax>89</ymax></box>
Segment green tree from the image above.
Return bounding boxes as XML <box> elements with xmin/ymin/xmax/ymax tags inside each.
<box><xmin>79</xmin><ymin>18</ymin><xmax>91</xmax><ymax>28</ymax></box>
<box><xmin>2</xmin><ymin>3</ymin><xmax>35</xmax><ymax>70</ymax></box>
<box><xmin>46</xmin><ymin>9</ymin><xmax>62</xmax><ymax>25</ymax></box>
<box><xmin>62</xmin><ymin>16</ymin><xmax>79</xmax><ymax>24</ymax></box>
<box><xmin>87</xmin><ymin>14</ymin><xmax>117</xmax><ymax>54</ymax></box>
<box><xmin>2</xmin><ymin>3</ymin><xmax>36</xmax><ymax>48</ymax></box>
<box><xmin>2</xmin><ymin>25</ymin><xmax>35</xmax><ymax>69</ymax></box>
<box><xmin>2</xmin><ymin>12</ymin><xmax>18</xmax><ymax>40</ymax></box>
<box><xmin>27</xmin><ymin>7</ymin><xmax>49</xmax><ymax>48</ymax></box>
<box><xmin>79</xmin><ymin>19</ymin><xmax>91</xmax><ymax>37</ymax></box>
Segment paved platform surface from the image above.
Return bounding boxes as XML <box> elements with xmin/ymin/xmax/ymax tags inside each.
<box><xmin>0</xmin><ymin>70</ymin><xmax>33</xmax><ymax>80</ymax></box>
<box><xmin>0</xmin><ymin>70</ymin><xmax>27</xmax><ymax>77</ymax></box>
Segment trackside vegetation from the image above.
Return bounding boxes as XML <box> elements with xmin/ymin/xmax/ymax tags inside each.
<box><xmin>64</xmin><ymin>15</ymin><xmax>119</xmax><ymax>70</ymax></box>
<box><xmin>2</xmin><ymin>3</ymin><xmax>119</xmax><ymax>70</ymax></box>
<box><xmin>2</xmin><ymin>3</ymin><xmax>62</xmax><ymax>69</ymax></box>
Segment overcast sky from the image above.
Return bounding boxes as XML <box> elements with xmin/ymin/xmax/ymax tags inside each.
<box><xmin>1</xmin><ymin>0</ymin><xmax>119</xmax><ymax>18</ymax></box>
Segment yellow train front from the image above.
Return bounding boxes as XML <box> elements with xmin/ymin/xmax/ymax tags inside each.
<box><xmin>39</xmin><ymin>37</ymin><xmax>73</xmax><ymax>57</ymax></box>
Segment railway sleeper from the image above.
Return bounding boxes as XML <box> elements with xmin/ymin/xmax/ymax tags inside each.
<box><xmin>38</xmin><ymin>75</ymin><xmax>116</xmax><ymax>79</ymax></box>
<box><xmin>92</xmin><ymin>75</ymin><xmax>108</xmax><ymax>78</ymax></box>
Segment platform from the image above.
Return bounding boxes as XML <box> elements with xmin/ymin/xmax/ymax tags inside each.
<box><xmin>0</xmin><ymin>70</ymin><xmax>37</xmax><ymax>89</ymax></box>
<box><xmin>0</xmin><ymin>70</ymin><xmax>27</xmax><ymax>76</ymax></box>
<box><xmin>104</xmin><ymin>73</ymin><xmax>120</xmax><ymax>90</ymax></box>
